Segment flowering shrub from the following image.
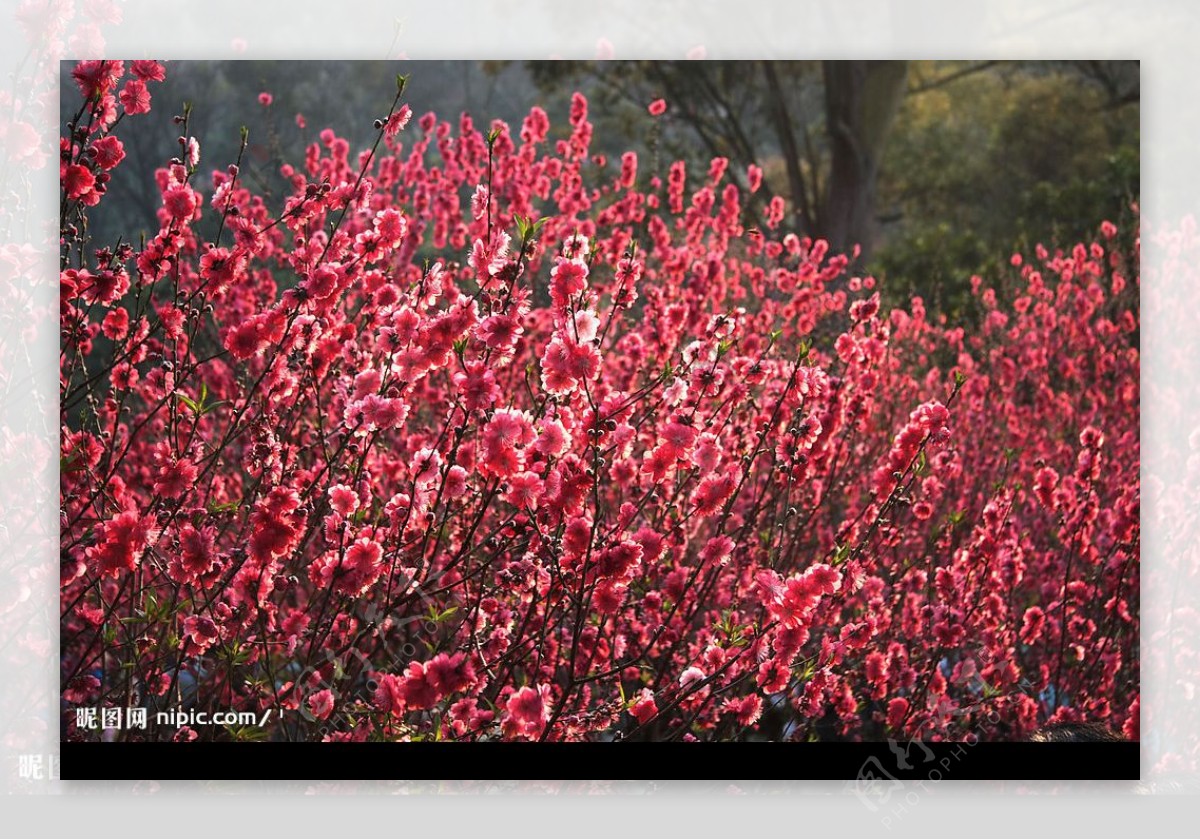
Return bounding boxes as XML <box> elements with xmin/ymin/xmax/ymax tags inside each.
<box><xmin>60</xmin><ymin>61</ymin><xmax>1138</xmax><ymax>743</ymax></box>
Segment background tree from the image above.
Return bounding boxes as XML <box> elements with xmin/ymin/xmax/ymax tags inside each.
<box><xmin>69</xmin><ymin>59</ymin><xmax>1138</xmax><ymax>321</ymax></box>
<box><xmin>524</xmin><ymin>59</ymin><xmax>1137</xmax><ymax>315</ymax></box>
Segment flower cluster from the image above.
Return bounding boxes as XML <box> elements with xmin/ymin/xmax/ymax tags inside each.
<box><xmin>60</xmin><ymin>63</ymin><xmax>1138</xmax><ymax>743</ymax></box>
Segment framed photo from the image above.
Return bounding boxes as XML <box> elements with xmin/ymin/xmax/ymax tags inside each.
<box><xmin>58</xmin><ymin>59</ymin><xmax>1139</xmax><ymax>781</ymax></box>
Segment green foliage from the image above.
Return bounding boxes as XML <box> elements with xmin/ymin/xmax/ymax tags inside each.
<box><xmin>873</xmin><ymin>63</ymin><xmax>1139</xmax><ymax>321</ymax></box>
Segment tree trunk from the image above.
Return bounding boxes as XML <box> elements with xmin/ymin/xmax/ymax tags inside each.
<box><xmin>820</xmin><ymin>60</ymin><xmax>908</xmax><ymax>261</ymax></box>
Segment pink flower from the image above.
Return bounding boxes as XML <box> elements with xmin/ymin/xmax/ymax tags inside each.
<box><xmin>534</xmin><ymin>418</ymin><xmax>571</xmax><ymax>458</ymax></box>
<box><xmin>373</xmin><ymin>208</ymin><xmax>407</xmax><ymax>248</ymax></box>
<box><xmin>505</xmin><ymin>685</ymin><xmax>549</xmax><ymax>738</ymax></box>
<box><xmin>63</xmin><ymin>165</ymin><xmax>96</xmax><ymax>202</ymax></box>
<box><xmin>541</xmin><ymin>334</ymin><xmax>600</xmax><ymax>396</ymax></box>
<box><xmin>91</xmin><ymin>136</ymin><xmax>125</xmax><ymax>170</ymax></box>
<box><xmin>747</xmin><ymin>164</ymin><xmax>763</xmax><ymax>193</ymax></box>
<box><xmin>71</xmin><ymin>60</ymin><xmax>122</xmax><ymax>98</ymax></box>
<box><xmin>101</xmin><ymin>308</ymin><xmax>129</xmax><ymax>340</ymax></box>
<box><xmin>400</xmin><ymin>660</ymin><xmax>440</xmax><ymax>710</ymax></box>
<box><xmin>424</xmin><ymin>652</ymin><xmax>475</xmax><ymax>696</ymax></box>
<box><xmin>663</xmin><ymin>376</ymin><xmax>688</xmax><ymax>406</ymax></box>
<box><xmin>384</xmin><ymin>104</ymin><xmax>413</xmax><ymax>140</ymax></box>
<box><xmin>480</xmin><ymin>408</ymin><xmax>535</xmax><ymax>478</ymax></box>
<box><xmin>131</xmin><ymin>60</ymin><xmax>166</xmax><ymax>82</ymax></box>
<box><xmin>690</xmin><ymin>473</ymin><xmax>736</xmax><ymax>517</ymax></box>
<box><xmin>503</xmin><ymin>471</ymin><xmax>544</xmax><ymax>510</ymax></box>
<box><xmin>328</xmin><ymin>484</ymin><xmax>360</xmax><ymax>517</ymax></box>
<box><xmin>444</xmin><ymin>465</ymin><xmax>470</xmax><ymax>499</ymax></box>
<box><xmin>308</xmin><ymin>689</ymin><xmax>334</xmax><ymax>720</ymax></box>
<box><xmin>768</xmin><ymin>564</ymin><xmax>841</xmax><ymax>629</ymax></box>
<box><xmin>120</xmin><ymin>79</ymin><xmax>151</xmax><ymax>114</ymax></box>
<box><xmin>183</xmin><ymin>614</ymin><xmax>220</xmax><ymax>653</ymax></box>
<box><xmin>86</xmin><ymin>509</ymin><xmax>160</xmax><ymax>577</ymax></box>
<box><xmin>630</xmin><ymin>689</ymin><xmax>657</xmax><ymax>724</ymax></box>
<box><xmin>1020</xmin><ymin>606</ymin><xmax>1047</xmax><ymax>644</ymax></box>
<box><xmin>723</xmin><ymin>694</ymin><xmax>763</xmax><ymax>727</ymax></box>
<box><xmin>679</xmin><ymin>667</ymin><xmax>707</xmax><ymax>690</ymax></box>
<box><xmin>163</xmin><ymin>185</ymin><xmax>197</xmax><ymax>221</ymax></box>
<box><xmin>648</xmin><ymin>98</ymin><xmax>667</xmax><ymax>116</ymax></box>
<box><xmin>620</xmin><ymin>151</ymin><xmax>638</xmax><ymax>188</ymax></box>
<box><xmin>176</xmin><ymin>523</ymin><xmax>217</xmax><ymax>581</ymax></box>
<box><xmin>258</xmin><ymin>91</ymin><xmax>273</xmax><ymax>106</ymax></box>
<box><xmin>336</xmin><ymin>537</ymin><xmax>384</xmax><ymax>596</ymax></box>
<box><xmin>477</xmin><ymin>314</ymin><xmax>522</xmax><ymax>352</ymax></box>
<box><xmin>471</xmin><ymin>184</ymin><xmax>489</xmax><ymax>220</ymax></box>
<box><xmin>453</xmin><ymin>362</ymin><xmax>500</xmax><ymax>412</ymax></box>
<box><xmin>153</xmin><ymin>458</ymin><xmax>197</xmax><ymax>499</ymax></box>
<box><xmin>549</xmin><ymin>258</ymin><xmax>588</xmax><ymax>309</ymax></box>
<box><xmin>1034</xmin><ymin>466</ymin><xmax>1059</xmax><ymax>509</ymax></box>
<box><xmin>358</xmin><ymin>394</ymin><xmax>409</xmax><ymax>431</ymax></box>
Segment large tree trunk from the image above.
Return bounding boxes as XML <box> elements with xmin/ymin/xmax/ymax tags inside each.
<box><xmin>820</xmin><ymin>60</ymin><xmax>908</xmax><ymax>261</ymax></box>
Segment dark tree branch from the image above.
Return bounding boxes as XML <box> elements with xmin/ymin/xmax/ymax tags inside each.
<box><xmin>907</xmin><ymin>60</ymin><xmax>1002</xmax><ymax>96</ymax></box>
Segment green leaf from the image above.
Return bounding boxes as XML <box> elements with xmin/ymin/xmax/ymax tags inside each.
<box><xmin>914</xmin><ymin>450</ymin><xmax>928</xmax><ymax>476</ymax></box>
<box><xmin>226</xmin><ymin>725</ymin><xmax>269</xmax><ymax>742</ymax></box>
<box><xmin>426</xmin><ymin>605</ymin><xmax>459</xmax><ymax>623</ymax></box>
<box><xmin>832</xmin><ymin>543</ymin><xmax>852</xmax><ymax>566</ymax></box>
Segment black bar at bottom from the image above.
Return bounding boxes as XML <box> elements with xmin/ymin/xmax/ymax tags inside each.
<box><xmin>61</xmin><ymin>741</ymin><xmax>1138</xmax><ymax>781</ymax></box>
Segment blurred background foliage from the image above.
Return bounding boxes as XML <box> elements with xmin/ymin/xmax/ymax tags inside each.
<box><xmin>70</xmin><ymin>59</ymin><xmax>1138</xmax><ymax>323</ymax></box>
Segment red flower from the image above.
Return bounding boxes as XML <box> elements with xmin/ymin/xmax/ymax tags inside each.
<box><xmin>480</xmin><ymin>408</ymin><xmax>535</xmax><ymax>478</ymax></box>
<box><xmin>1020</xmin><ymin>606</ymin><xmax>1047</xmax><ymax>645</ymax></box>
<box><xmin>183</xmin><ymin>614</ymin><xmax>220</xmax><ymax>654</ymax></box>
<box><xmin>690</xmin><ymin>473</ymin><xmax>736</xmax><ymax>517</ymax></box>
<box><xmin>549</xmin><ymin>258</ymin><xmax>588</xmax><ymax>310</ymax></box>
<box><xmin>502</xmin><ymin>471</ymin><xmax>544</xmax><ymax>510</ymax></box>
<box><xmin>630</xmin><ymin>689</ymin><xmax>658</xmax><ymax>724</ymax></box>
<box><xmin>384</xmin><ymin>104</ymin><xmax>413</xmax><ymax>141</ymax></box>
<box><xmin>131</xmin><ymin>60</ymin><xmax>166</xmax><ymax>82</ymax></box>
<box><xmin>308</xmin><ymin>689</ymin><xmax>335</xmax><ymax>721</ymax></box>
<box><xmin>71</xmin><ymin>60</ymin><xmax>122</xmax><ymax>98</ymax></box>
<box><xmin>86</xmin><ymin>510</ymin><xmax>160</xmax><ymax>577</ymax></box>
<box><xmin>120</xmin><ymin>79</ymin><xmax>151</xmax><ymax>114</ymax></box>
<box><xmin>63</xmin><ymin>164</ymin><xmax>96</xmax><ymax>202</ymax></box>
<box><xmin>91</xmin><ymin>136</ymin><xmax>125</xmax><ymax>170</ymax></box>
<box><xmin>887</xmin><ymin>697</ymin><xmax>910</xmax><ymax>730</ymax></box>
<box><xmin>505</xmin><ymin>685</ymin><xmax>549</xmax><ymax>738</ymax></box>
<box><xmin>163</xmin><ymin>184</ymin><xmax>197</xmax><ymax>221</ymax></box>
